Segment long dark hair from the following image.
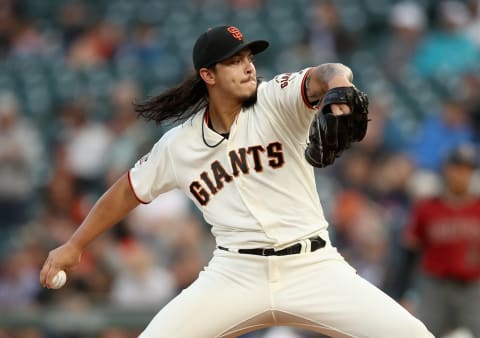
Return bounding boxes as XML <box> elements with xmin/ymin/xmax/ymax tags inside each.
<box><xmin>134</xmin><ymin>73</ymin><xmax>208</xmax><ymax>125</ymax></box>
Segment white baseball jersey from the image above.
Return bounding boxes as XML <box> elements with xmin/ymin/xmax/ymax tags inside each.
<box><xmin>132</xmin><ymin>68</ymin><xmax>434</xmax><ymax>338</ymax></box>
<box><xmin>128</xmin><ymin>68</ymin><xmax>330</xmax><ymax>249</ymax></box>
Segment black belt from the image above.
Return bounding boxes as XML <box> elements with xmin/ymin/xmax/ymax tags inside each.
<box><xmin>218</xmin><ymin>236</ymin><xmax>326</xmax><ymax>256</ymax></box>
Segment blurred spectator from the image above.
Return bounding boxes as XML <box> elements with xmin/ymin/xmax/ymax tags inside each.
<box><xmin>369</xmin><ymin>154</ymin><xmax>416</xmax><ymax>287</ymax></box>
<box><xmin>0</xmin><ymin>247</ymin><xmax>42</xmax><ymax>310</ymax></box>
<box><xmin>169</xmin><ymin>213</ymin><xmax>212</xmax><ymax>291</ymax></box>
<box><xmin>274</xmin><ymin>38</ymin><xmax>316</xmax><ymax>74</ymax></box>
<box><xmin>370</xmin><ymin>154</ymin><xmax>414</xmax><ymax>205</ymax></box>
<box><xmin>127</xmin><ymin>190</ymin><xmax>212</xmax><ymax>291</ymax></box>
<box><xmin>458</xmin><ymin>72</ymin><xmax>480</xmax><ymax>141</ymax></box>
<box><xmin>330</xmin><ymin>190</ymin><xmax>366</xmax><ymax>248</ymax></box>
<box><xmin>110</xmin><ymin>240</ymin><xmax>176</xmax><ymax>309</ymax></box>
<box><xmin>0</xmin><ymin>0</ymin><xmax>27</xmax><ymax>58</ymax></box>
<box><xmin>58</xmin><ymin>98</ymin><xmax>113</xmax><ymax>193</ymax></box>
<box><xmin>57</xmin><ymin>0</ymin><xmax>91</xmax><ymax>49</ymax></box>
<box><xmin>357</xmin><ymin>98</ymin><xmax>408</xmax><ymax>154</ymax></box>
<box><xmin>335</xmin><ymin>149</ymin><xmax>373</xmax><ymax>194</ymax></box>
<box><xmin>345</xmin><ymin>200</ymin><xmax>389</xmax><ymax>287</ymax></box>
<box><xmin>127</xmin><ymin>189</ymin><xmax>192</xmax><ymax>244</ymax></box>
<box><xmin>394</xmin><ymin>145</ymin><xmax>480</xmax><ymax>337</ymax></box>
<box><xmin>413</xmin><ymin>0</ymin><xmax>480</xmax><ymax>78</ymax></box>
<box><xmin>43</xmin><ymin>144</ymin><xmax>76</xmax><ymax>218</ymax></box>
<box><xmin>0</xmin><ymin>93</ymin><xmax>44</xmax><ymax>229</ymax></box>
<box><xmin>305</xmin><ymin>0</ymin><xmax>355</xmax><ymax>62</ymax></box>
<box><xmin>96</xmin><ymin>328</ymin><xmax>138</xmax><ymax>338</ymax></box>
<box><xmin>105</xmin><ymin>81</ymin><xmax>152</xmax><ymax>186</ymax></box>
<box><xmin>465</xmin><ymin>0</ymin><xmax>480</xmax><ymax>47</ymax></box>
<box><xmin>330</xmin><ymin>189</ymin><xmax>389</xmax><ymax>287</ymax></box>
<box><xmin>10</xmin><ymin>18</ymin><xmax>46</xmax><ymax>58</ymax></box>
<box><xmin>115</xmin><ymin>23</ymin><xmax>166</xmax><ymax>66</ymax></box>
<box><xmin>228</xmin><ymin>0</ymin><xmax>264</xmax><ymax>10</ymax></box>
<box><xmin>382</xmin><ymin>1</ymin><xmax>427</xmax><ymax>78</ymax></box>
<box><xmin>67</xmin><ymin>20</ymin><xmax>124</xmax><ymax>69</ymax></box>
<box><xmin>406</xmin><ymin>170</ymin><xmax>443</xmax><ymax>202</ymax></box>
<box><xmin>0</xmin><ymin>328</ymin><xmax>45</xmax><ymax>338</ymax></box>
<box><xmin>408</xmin><ymin>96</ymin><xmax>475</xmax><ymax>171</ymax></box>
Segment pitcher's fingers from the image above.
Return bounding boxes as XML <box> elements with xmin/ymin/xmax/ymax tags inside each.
<box><xmin>339</xmin><ymin>103</ymin><xmax>351</xmax><ymax>114</ymax></box>
<box><xmin>330</xmin><ymin>103</ymin><xmax>350</xmax><ymax>116</ymax></box>
<box><xmin>330</xmin><ymin>105</ymin><xmax>343</xmax><ymax>116</ymax></box>
<box><xmin>330</xmin><ymin>105</ymin><xmax>344</xmax><ymax>116</ymax></box>
<box><xmin>45</xmin><ymin>265</ymin><xmax>60</xmax><ymax>289</ymax></box>
<box><xmin>41</xmin><ymin>261</ymin><xmax>57</xmax><ymax>288</ymax></box>
<box><xmin>39</xmin><ymin>261</ymin><xmax>51</xmax><ymax>287</ymax></box>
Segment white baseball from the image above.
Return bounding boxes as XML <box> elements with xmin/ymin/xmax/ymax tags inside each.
<box><xmin>50</xmin><ymin>270</ymin><xmax>67</xmax><ymax>289</ymax></box>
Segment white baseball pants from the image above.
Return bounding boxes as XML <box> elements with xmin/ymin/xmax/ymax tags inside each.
<box><xmin>139</xmin><ymin>240</ymin><xmax>433</xmax><ymax>338</ymax></box>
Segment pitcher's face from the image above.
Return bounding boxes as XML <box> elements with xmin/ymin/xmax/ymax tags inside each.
<box><xmin>213</xmin><ymin>49</ymin><xmax>258</xmax><ymax>104</ymax></box>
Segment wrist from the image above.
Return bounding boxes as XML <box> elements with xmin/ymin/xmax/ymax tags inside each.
<box><xmin>66</xmin><ymin>238</ymin><xmax>85</xmax><ymax>252</ymax></box>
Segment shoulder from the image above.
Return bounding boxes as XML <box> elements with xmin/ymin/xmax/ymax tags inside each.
<box><xmin>269</xmin><ymin>68</ymin><xmax>312</xmax><ymax>88</ymax></box>
<box><xmin>256</xmin><ymin>68</ymin><xmax>312</xmax><ymax>99</ymax></box>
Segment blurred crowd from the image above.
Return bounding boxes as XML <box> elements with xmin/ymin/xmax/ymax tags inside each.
<box><xmin>0</xmin><ymin>0</ymin><xmax>479</xmax><ymax>337</ymax></box>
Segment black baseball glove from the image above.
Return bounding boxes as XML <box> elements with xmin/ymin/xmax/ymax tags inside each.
<box><xmin>305</xmin><ymin>86</ymin><xmax>369</xmax><ymax>168</ymax></box>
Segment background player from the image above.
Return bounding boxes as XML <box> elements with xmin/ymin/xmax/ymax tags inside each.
<box><xmin>394</xmin><ymin>144</ymin><xmax>480</xmax><ymax>337</ymax></box>
<box><xmin>40</xmin><ymin>25</ymin><xmax>433</xmax><ymax>338</ymax></box>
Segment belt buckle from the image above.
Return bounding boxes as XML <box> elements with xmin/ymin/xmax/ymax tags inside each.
<box><xmin>261</xmin><ymin>248</ymin><xmax>270</xmax><ymax>256</ymax></box>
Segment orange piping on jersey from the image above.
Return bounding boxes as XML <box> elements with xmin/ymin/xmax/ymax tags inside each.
<box><xmin>127</xmin><ymin>169</ymin><xmax>150</xmax><ymax>204</ymax></box>
<box><xmin>301</xmin><ymin>68</ymin><xmax>317</xmax><ymax>110</ymax></box>
<box><xmin>204</xmin><ymin>109</ymin><xmax>209</xmax><ymax>125</ymax></box>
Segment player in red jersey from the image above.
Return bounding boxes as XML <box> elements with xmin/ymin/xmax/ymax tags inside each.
<box><xmin>399</xmin><ymin>144</ymin><xmax>480</xmax><ymax>337</ymax></box>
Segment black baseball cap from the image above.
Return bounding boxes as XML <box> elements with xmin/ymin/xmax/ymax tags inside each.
<box><xmin>444</xmin><ymin>144</ymin><xmax>477</xmax><ymax>168</ymax></box>
<box><xmin>192</xmin><ymin>25</ymin><xmax>269</xmax><ymax>71</ymax></box>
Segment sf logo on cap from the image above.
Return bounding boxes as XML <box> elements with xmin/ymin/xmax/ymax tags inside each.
<box><xmin>227</xmin><ymin>26</ymin><xmax>243</xmax><ymax>41</ymax></box>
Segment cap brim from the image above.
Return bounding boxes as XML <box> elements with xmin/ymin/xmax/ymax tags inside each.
<box><xmin>208</xmin><ymin>40</ymin><xmax>269</xmax><ymax>67</ymax></box>
<box><xmin>245</xmin><ymin>40</ymin><xmax>269</xmax><ymax>55</ymax></box>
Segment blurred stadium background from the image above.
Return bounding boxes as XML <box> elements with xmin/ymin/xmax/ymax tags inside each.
<box><xmin>0</xmin><ymin>0</ymin><xmax>479</xmax><ymax>337</ymax></box>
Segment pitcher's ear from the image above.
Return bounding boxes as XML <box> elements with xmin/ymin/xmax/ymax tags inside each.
<box><xmin>199</xmin><ymin>68</ymin><xmax>216</xmax><ymax>86</ymax></box>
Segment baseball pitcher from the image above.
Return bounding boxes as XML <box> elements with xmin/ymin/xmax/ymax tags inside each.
<box><xmin>40</xmin><ymin>26</ymin><xmax>433</xmax><ymax>338</ymax></box>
